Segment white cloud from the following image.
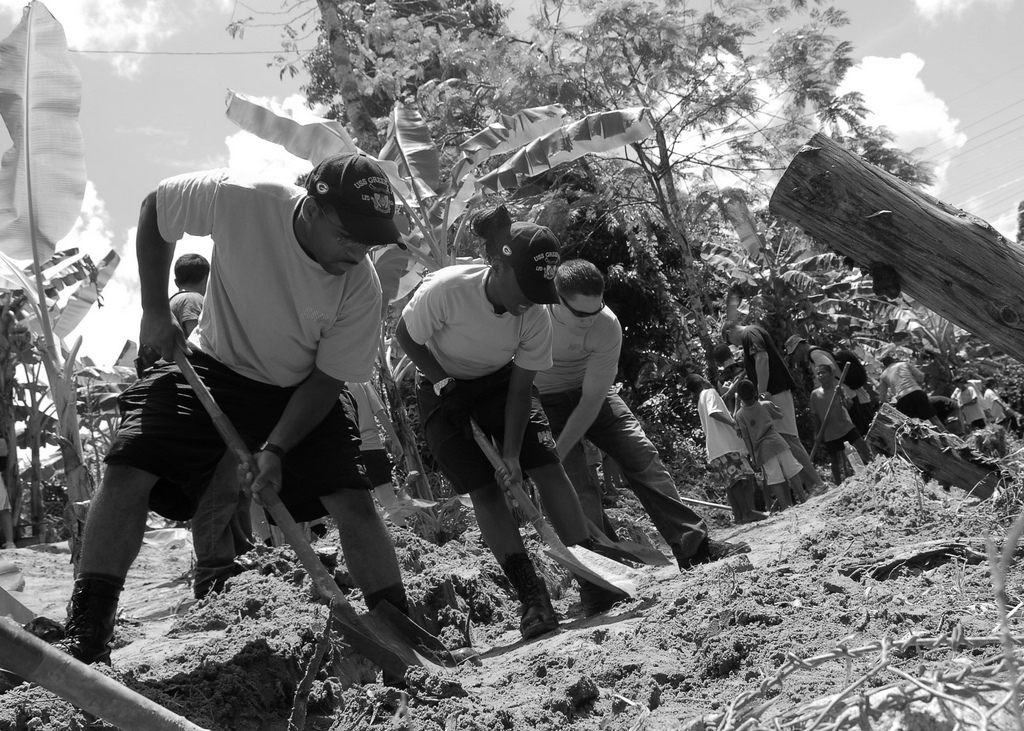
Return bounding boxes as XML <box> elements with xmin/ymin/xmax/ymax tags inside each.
<box><xmin>0</xmin><ymin>0</ymin><xmax>234</xmax><ymax>77</ymax></box>
<box><xmin>912</xmin><ymin>0</ymin><xmax>1014</xmax><ymax>20</ymax></box>
<box><xmin>60</xmin><ymin>181</ymin><xmax>137</xmax><ymax>364</ymax></box>
<box><xmin>838</xmin><ymin>53</ymin><xmax>966</xmax><ymax>193</ymax></box>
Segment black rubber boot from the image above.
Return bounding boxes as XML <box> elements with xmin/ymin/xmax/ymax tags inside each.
<box><xmin>60</xmin><ymin>573</ymin><xmax>123</xmax><ymax>665</ymax></box>
<box><xmin>500</xmin><ymin>553</ymin><xmax>558</xmax><ymax>640</ymax></box>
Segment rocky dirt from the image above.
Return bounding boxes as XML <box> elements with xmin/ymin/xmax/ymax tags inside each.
<box><xmin>1</xmin><ymin>456</ymin><xmax>1022</xmax><ymax>731</ymax></box>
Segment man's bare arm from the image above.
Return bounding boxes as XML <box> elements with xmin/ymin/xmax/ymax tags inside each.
<box><xmin>137</xmin><ymin>192</ymin><xmax>189</xmax><ymax>359</ymax></box>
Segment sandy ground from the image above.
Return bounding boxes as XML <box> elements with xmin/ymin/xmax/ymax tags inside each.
<box><xmin>0</xmin><ymin>458</ymin><xmax>1021</xmax><ymax>730</ymax></box>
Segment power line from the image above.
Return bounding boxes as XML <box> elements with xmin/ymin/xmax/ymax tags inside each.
<box><xmin>69</xmin><ymin>48</ymin><xmax>314</xmax><ymax>56</ymax></box>
<box><xmin>921</xmin><ymin>111</ymin><xmax>1024</xmax><ymax>163</ymax></box>
<box><xmin>915</xmin><ymin>98</ymin><xmax>1024</xmax><ymax>156</ymax></box>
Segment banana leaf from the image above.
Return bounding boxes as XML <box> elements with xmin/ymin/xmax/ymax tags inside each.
<box><xmin>0</xmin><ymin>2</ymin><xmax>91</xmax><ymax>508</ymax></box>
<box><xmin>53</xmin><ymin>249</ymin><xmax>120</xmax><ymax>338</ymax></box>
<box><xmin>477</xmin><ymin>107</ymin><xmax>655</xmax><ymax>192</ymax></box>
<box><xmin>379</xmin><ymin>105</ymin><xmax>441</xmax><ymax>197</ymax></box>
<box><xmin>0</xmin><ymin>1</ymin><xmax>84</xmax><ymax>262</ymax></box>
<box><xmin>225</xmin><ymin>90</ymin><xmax>359</xmax><ymax>166</ymax></box>
<box><xmin>224</xmin><ymin>91</ymin><xmax>416</xmax><ymax>203</ymax></box>
<box><xmin>449</xmin><ymin>104</ymin><xmax>567</xmax><ymax>185</ymax></box>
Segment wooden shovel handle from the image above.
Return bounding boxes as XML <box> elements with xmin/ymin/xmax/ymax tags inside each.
<box><xmin>468</xmin><ymin>418</ymin><xmax>546</xmax><ymax>526</ymax></box>
<box><xmin>0</xmin><ymin>617</ymin><xmax>209</xmax><ymax>731</ymax></box>
<box><xmin>171</xmin><ymin>353</ymin><xmax>397</xmax><ymax>644</ymax></box>
<box><xmin>809</xmin><ymin>362</ymin><xmax>851</xmax><ymax>461</ymax></box>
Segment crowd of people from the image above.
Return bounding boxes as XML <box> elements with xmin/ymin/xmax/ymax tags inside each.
<box><xmin>49</xmin><ymin>154</ymin><xmax>1017</xmax><ymax>666</ymax></box>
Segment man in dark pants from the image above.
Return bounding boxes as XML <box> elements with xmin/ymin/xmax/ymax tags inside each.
<box><xmin>62</xmin><ymin>153</ymin><xmax>410</xmax><ymax>664</ymax></box>
<box><xmin>537</xmin><ymin>259</ymin><xmax>749</xmax><ymax>570</ymax></box>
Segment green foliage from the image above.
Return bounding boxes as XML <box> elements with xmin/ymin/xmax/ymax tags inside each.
<box><xmin>301</xmin><ymin>0</ymin><xmax>540</xmax><ymax>138</ymax></box>
<box><xmin>251</xmin><ymin>0</ymin><xmax>942</xmax><ymax>482</ymax></box>
<box><xmin>703</xmin><ymin>219</ymin><xmax>878</xmax><ymax>347</ymax></box>
<box><xmin>883</xmin><ymin>303</ymin><xmax>1002</xmax><ymax>396</ymax></box>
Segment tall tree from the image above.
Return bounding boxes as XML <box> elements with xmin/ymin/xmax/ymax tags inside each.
<box><xmin>525</xmin><ymin>0</ymin><xmax>933</xmax><ymax>374</ymax></box>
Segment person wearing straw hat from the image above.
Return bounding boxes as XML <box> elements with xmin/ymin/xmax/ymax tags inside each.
<box><xmin>62</xmin><ymin>153</ymin><xmax>411</xmax><ymax>665</ymax></box>
<box><xmin>395</xmin><ymin>206</ymin><xmax>624</xmax><ymax>640</ymax></box>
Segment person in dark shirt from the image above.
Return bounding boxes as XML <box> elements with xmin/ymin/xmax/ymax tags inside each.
<box><xmin>723</xmin><ymin>322</ymin><xmax>823</xmax><ymax>494</ymax></box>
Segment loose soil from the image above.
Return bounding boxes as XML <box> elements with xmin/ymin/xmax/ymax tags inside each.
<box><xmin>1</xmin><ymin>457</ymin><xmax>1021</xmax><ymax>730</ymax></box>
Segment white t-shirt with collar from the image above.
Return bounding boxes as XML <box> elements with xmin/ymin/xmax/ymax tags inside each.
<box><xmin>401</xmin><ymin>264</ymin><xmax>552</xmax><ymax>378</ymax></box>
<box><xmin>157</xmin><ymin>169</ymin><xmax>382</xmax><ymax>388</ymax></box>
<box><xmin>535</xmin><ymin>305</ymin><xmax>621</xmax><ymax>395</ymax></box>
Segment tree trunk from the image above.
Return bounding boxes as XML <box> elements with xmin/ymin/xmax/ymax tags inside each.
<box><xmin>866</xmin><ymin>404</ymin><xmax>1000</xmax><ymax>499</ymax></box>
<box><xmin>314</xmin><ymin>0</ymin><xmax>383</xmax><ymax>155</ymax></box>
<box><xmin>636</xmin><ymin>135</ymin><xmax>716</xmax><ymax>370</ymax></box>
<box><xmin>769</xmin><ymin>132</ymin><xmax>1024</xmax><ymax>364</ymax></box>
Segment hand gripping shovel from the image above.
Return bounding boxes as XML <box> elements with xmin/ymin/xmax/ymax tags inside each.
<box><xmin>468</xmin><ymin>418</ymin><xmax>637</xmax><ymax>598</ymax></box>
<box><xmin>174</xmin><ymin>352</ymin><xmax>454</xmax><ymax>678</ymax></box>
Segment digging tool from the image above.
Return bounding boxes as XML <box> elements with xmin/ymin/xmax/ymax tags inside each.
<box><xmin>173</xmin><ymin>351</ymin><xmax>454</xmax><ymax>678</ymax></box>
<box><xmin>809</xmin><ymin>362</ymin><xmax>851</xmax><ymax>461</ymax></box>
<box><xmin>0</xmin><ymin>617</ymin><xmax>210</xmax><ymax>731</ymax></box>
<box><xmin>675</xmin><ymin>495</ymin><xmax>732</xmax><ymax>512</ymax></box>
<box><xmin>584</xmin><ymin>517</ymin><xmax>671</xmax><ymax>566</ymax></box>
<box><xmin>468</xmin><ymin>418</ymin><xmax>638</xmax><ymax>597</ymax></box>
<box><xmin>0</xmin><ymin>584</ymin><xmax>34</xmax><ymax>623</ymax></box>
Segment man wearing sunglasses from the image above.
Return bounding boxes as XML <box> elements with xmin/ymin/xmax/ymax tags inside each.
<box><xmin>61</xmin><ymin>153</ymin><xmax>413</xmax><ymax>665</ymax></box>
<box><xmin>536</xmin><ymin>259</ymin><xmax>749</xmax><ymax>571</ymax></box>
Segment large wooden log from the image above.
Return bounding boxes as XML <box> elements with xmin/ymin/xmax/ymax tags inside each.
<box><xmin>866</xmin><ymin>404</ymin><xmax>1000</xmax><ymax>499</ymax></box>
<box><xmin>769</xmin><ymin>133</ymin><xmax>1024</xmax><ymax>364</ymax></box>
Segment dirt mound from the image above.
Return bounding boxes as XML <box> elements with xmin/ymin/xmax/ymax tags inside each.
<box><xmin>1</xmin><ymin>459</ymin><xmax>1020</xmax><ymax>730</ymax></box>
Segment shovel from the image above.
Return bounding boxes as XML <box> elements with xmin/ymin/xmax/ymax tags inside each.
<box><xmin>584</xmin><ymin>517</ymin><xmax>671</xmax><ymax>566</ymax></box>
<box><xmin>173</xmin><ymin>351</ymin><xmax>454</xmax><ymax>678</ymax></box>
<box><xmin>0</xmin><ymin>617</ymin><xmax>210</xmax><ymax>731</ymax></box>
<box><xmin>469</xmin><ymin>418</ymin><xmax>637</xmax><ymax>598</ymax></box>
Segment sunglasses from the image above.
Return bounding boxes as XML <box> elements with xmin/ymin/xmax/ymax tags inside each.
<box><xmin>558</xmin><ymin>294</ymin><xmax>604</xmax><ymax>318</ymax></box>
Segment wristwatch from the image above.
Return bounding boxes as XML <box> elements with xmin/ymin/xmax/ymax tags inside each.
<box><xmin>433</xmin><ymin>376</ymin><xmax>455</xmax><ymax>396</ymax></box>
<box><xmin>257</xmin><ymin>441</ymin><xmax>287</xmax><ymax>461</ymax></box>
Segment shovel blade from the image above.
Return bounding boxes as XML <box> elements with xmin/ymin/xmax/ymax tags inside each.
<box><xmin>543</xmin><ymin>544</ymin><xmax>639</xmax><ymax>598</ymax></box>
<box><xmin>585</xmin><ymin>518</ymin><xmax>670</xmax><ymax>566</ymax></box>
<box><xmin>588</xmin><ymin>536</ymin><xmax>671</xmax><ymax>567</ymax></box>
<box><xmin>366</xmin><ymin>600</ymin><xmax>455</xmax><ymax>669</ymax></box>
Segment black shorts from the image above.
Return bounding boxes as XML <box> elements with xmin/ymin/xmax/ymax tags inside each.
<box><xmin>824</xmin><ymin>428</ymin><xmax>862</xmax><ymax>454</ymax></box>
<box><xmin>895</xmin><ymin>390</ymin><xmax>935</xmax><ymax>420</ymax></box>
<box><xmin>361</xmin><ymin>448</ymin><xmax>394</xmax><ymax>486</ymax></box>
<box><xmin>416</xmin><ymin>364</ymin><xmax>559</xmax><ymax>494</ymax></box>
<box><xmin>105</xmin><ymin>351</ymin><xmax>369</xmax><ymax>522</ymax></box>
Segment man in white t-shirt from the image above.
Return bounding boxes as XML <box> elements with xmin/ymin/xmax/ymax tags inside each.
<box><xmin>535</xmin><ymin>259</ymin><xmax>749</xmax><ymax>570</ymax></box>
<box><xmin>63</xmin><ymin>153</ymin><xmax>411</xmax><ymax>665</ymax></box>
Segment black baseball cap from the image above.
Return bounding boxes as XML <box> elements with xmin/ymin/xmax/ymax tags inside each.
<box><xmin>496</xmin><ymin>222</ymin><xmax>561</xmax><ymax>304</ymax></box>
<box><xmin>305</xmin><ymin>153</ymin><xmax>403</xmax><ymax>247</ymax></box>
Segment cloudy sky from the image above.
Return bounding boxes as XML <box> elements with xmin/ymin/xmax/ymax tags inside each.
<box><xmin>0</xmin><ymin>0</ymin><xmax>1020</xmax><ymax>365</ymax></box>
